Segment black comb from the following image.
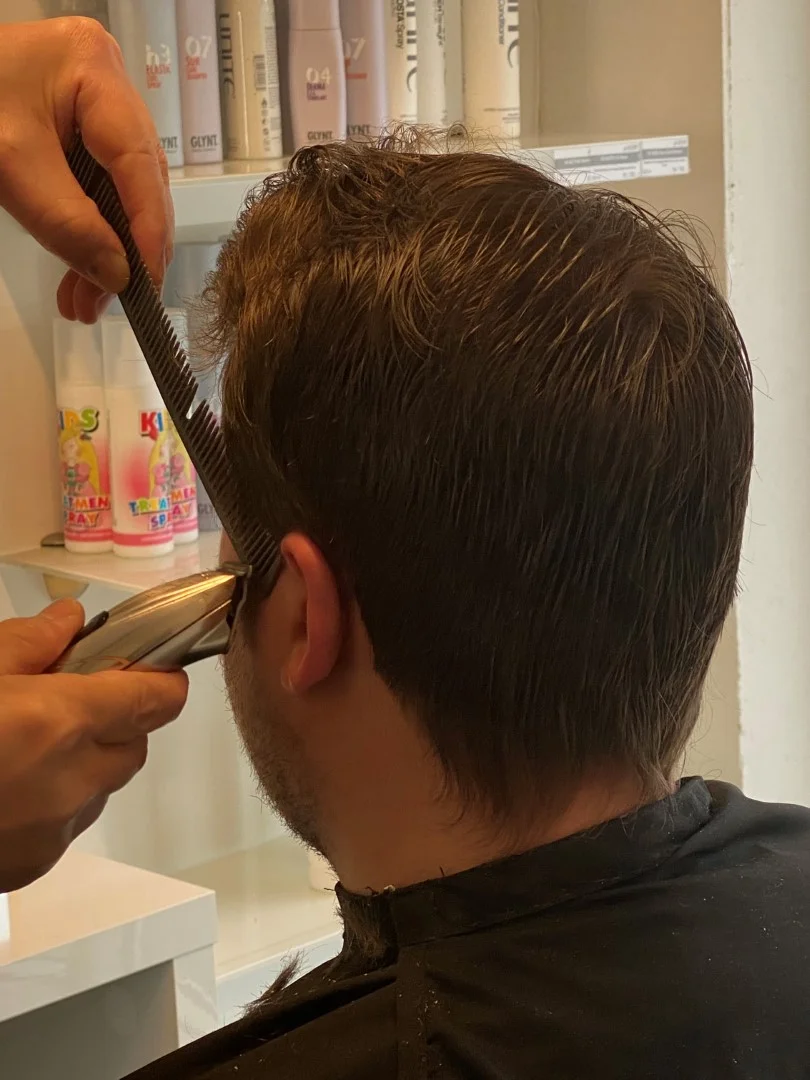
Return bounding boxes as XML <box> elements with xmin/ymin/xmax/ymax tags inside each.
<box><xmin>66</xmin><ymin>135</ymin><xmax>278</xmax><ymax>582</ymax></box>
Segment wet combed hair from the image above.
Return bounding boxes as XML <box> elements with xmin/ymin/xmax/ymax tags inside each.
<box><xmin>201</xmin><ymin>134</ymin><xmax>753</xmax><ymax>816</ymax></box>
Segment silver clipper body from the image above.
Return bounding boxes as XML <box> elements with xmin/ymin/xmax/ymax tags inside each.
<box><xmin>50</xmin><ymin>566</ymin><xmax>249</xmax><ymax>675</ymax></box>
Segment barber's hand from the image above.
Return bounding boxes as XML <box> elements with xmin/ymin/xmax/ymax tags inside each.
<box><xmin>0</xmin><ymin>17</ymin><xmax>173</xmax><ymax>324</ymax></box>
<box><xmin>0</xmin><ymin>600</ymin><xmax>188</xmax><ymax>892</ymax></box>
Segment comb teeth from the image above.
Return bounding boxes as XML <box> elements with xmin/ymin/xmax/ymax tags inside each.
<box><xmin>66</xmin><ymin>136</ymin><xmax>279</xmax><ymax>582</ymax></box>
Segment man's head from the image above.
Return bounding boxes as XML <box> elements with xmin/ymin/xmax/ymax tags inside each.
<box><xmin>206</xmin><ymin>140</ymin><xmax>752</xmax><ymax>874</ymax></box>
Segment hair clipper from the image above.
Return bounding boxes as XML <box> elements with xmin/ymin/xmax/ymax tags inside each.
<box><xmin>50</xmin><ymin>566</ymin><xmax>250</xmax><ymax>675</ymax></box>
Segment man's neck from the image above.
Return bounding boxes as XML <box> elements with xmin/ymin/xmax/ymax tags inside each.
<box><xmin>318</xmin><ymin>717</ymin><xmax>655</xmax><ymax>893</ymax></box>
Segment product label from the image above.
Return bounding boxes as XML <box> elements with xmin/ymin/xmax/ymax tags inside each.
<box><xmin>344</xmin><ymin>36</ymin><xmax>367</xmax><ymax>80</ymax></box>
<box><xmin>405</xmin><ymin>0</ymin><xmax>417</xmax><ymax>91</ymax></box>
<box><xmin>184</xmin><ymin>34</ymin><xmax>214</xmax><ymax>81</ymax></box>
<box><xmin>388</xmin><ymin>0</ymin><xmax>418</xmax><ymax>120</ymax></box>
<box><xmin>58</xmin><ymin>399</ymin><xmax>112</xmax><ymax>543</ymax></box>
<box><xmin>167</xmin><ymin>417</ymin><xmax>198</xmax><ymax>536</ymax></box>
<box><xmin>145</xmin><ymin>41</ymin><xmax>175</xmax><ymax>89</ymax></box>
<box><xmin>218</xmin><ymin>13</ymin><xmax>236</xmax><ymax>100</ymax></box>
<box><xmin>497</xmin><ymin>0</ymin><xmax>519</xmax><ymax>68</ymax></box>
<box><xmin>109</xmin><ymin>405</ymin><xmax>173</xmax><ymax>547</ymax></box>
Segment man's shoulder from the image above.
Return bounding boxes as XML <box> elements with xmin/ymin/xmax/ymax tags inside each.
<box><xmin>124</xmin><ymin>966</ymin><xmax>399</xmax><ymax>1080</ymax></box>
<box><xmin>678</xmin><ymin>779</ymin><xmax>810</xmax><ymax>877</ymax></box>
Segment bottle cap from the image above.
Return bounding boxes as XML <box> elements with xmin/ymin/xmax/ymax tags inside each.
<box><xmin>289</xmin><ymin>0</ymin><xmax>340</xmax><ymax>32</ymax></box>
<box><xmin>101</xmin><ymin>314</ymin><xmax>161</xmax><ymax>391</ymax></box>
<box><xmin>53</xmin><ymin>318</ymin><xmax>103</xmax><ymax>388</ymax></box>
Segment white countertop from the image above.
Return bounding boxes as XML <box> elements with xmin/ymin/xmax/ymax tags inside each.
<box><xmin>0</xmin><ymin>851</ymin><xmax>217</xmax><ymax>1023</ymax></box>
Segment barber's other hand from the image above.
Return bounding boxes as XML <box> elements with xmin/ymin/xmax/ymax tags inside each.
<box><xmin>0</xmin><ymin>600</ymin><xmax>188</xmax><ymax>892</ymax></box>
<box><xmin>0</xmin><ymin>18</ymin><xmax>173</xmax><ymax>324</ymax></box>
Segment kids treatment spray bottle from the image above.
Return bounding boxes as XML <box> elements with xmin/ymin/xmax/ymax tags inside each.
<box><xmin>102</xmin><ymin>316</ymin><xmax>174</xmax><ymax>558</ymax></box>
<box><xmin>54</xmin><ymin>320</ymin><xmax>113</xmax><ymax>554</ymax></box>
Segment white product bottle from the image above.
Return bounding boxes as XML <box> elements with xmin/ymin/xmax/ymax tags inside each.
<box><xmin>165</xmin><ymin>310</ymin><xmax>199</xmax><ymax>545</ymax></box>
<box><xmin>102</xmin><ymin>316</ymin><xmax>174</xmax><ymax>558</ymax></box>
<box><xmin>288</xmin><ymin>0</ymin><xmax>347</xmax><ymax>149</ymax></box>
<box><xmin>164</xmin><ymin>243</ymin><xmax>223</xmax><ymax>533</ymax></box>
<box><xmin>176</xmin><ymin>0</ymin><xmax>224</xmax><ymax>165</ymax></box>
<box><xmin>384</xmin><ymin>0</ymin><xmax>417</xmax><ymax>124</ymax></box>
<box><xmin>443</xmin><ymin>0</ymin><xmax>463</xmax><ymax>128</ymax></box>
<box><xmin>108</xmin><ymin>0</ymin><xmax>185</xmax><ymax>167</ymax></box>
<box><xmin>340</xmin><ymin>0</ymin><xmax>388</xmax><ymax>141</ymax></box>
<box><xmin>461</xmin><ymin>0</ymin><xmax>520</xmax><ymax>141</ymax></box>
<box><xmin>0</xmin><ymin>893</ymin><xmax>8</xmax><ymax>944</ymax></box>
<box><xmin>415</xmin><ymin>0</ymin><xmax>445</xmax><ymax>126</ymax></box>
<box><xmin>217</xmin><ymin>0</ymin><xmax>283</xmax><ymax>160</ymax></box>
<box><xmin>54</xmin><ymin>320</ymin><xmax>113</xmax><ymax>554</ymax></box>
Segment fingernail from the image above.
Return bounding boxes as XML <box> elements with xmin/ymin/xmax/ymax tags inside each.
<box><xmin>42</xmin><ymin>598</ymin><xmax>83</xmax><ymax>625</ymax></box>
<box><xmin>89</xmin><ymin>250</ymin><xmax>130</xmax><ymax>294</ymax></box>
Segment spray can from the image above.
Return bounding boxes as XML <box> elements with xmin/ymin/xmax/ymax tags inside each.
<box><xmin>102</xmin><ymin>316</ymin><xmax>174</xmax><ymax>558</ymax></box>
<box><xmin>108</xmin><ymin>0</ymin><xmax>185</xmax><ymax>168</ymax></box>
<box><xmin>176</xmin><ymin>0</ymin><xmax>224</xmax><ymax>165</ymax></box>
<box><xmin>54</xmin><ymin>319</ymin><xmax>113</xmax><ymax>554</ymax></box>
<box><xmin>217</xmin><ymin>0</ymin><xmax>283</xmax><ymax>160</ymax></box>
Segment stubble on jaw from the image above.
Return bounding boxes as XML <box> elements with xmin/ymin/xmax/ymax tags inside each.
<box><xmin>222</xmin><ymin>620</ymin><xmax>323</xmax><ymax>854</ymax></box>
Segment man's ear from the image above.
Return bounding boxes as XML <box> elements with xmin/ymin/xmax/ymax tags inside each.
<box><xmin>277</xmin><ymin>533</ymin><xmax>343</xmax><ymax>694</ymax></box>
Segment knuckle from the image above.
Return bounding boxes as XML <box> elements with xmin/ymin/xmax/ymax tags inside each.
<box><xmin>61</xmin><ymin>15</ymin><xmax>112</xmax><ymax>57</ymax></box>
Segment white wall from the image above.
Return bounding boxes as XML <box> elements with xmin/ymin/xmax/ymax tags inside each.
<box><xmin>724</xmin><ymin>0</ymin><xmax>810</xmax><ymax>804</ymax></box>
<box><xmin>532</xmin><ymin>0</ymin><xmax>741</xmax><ymax>784</ymax></box>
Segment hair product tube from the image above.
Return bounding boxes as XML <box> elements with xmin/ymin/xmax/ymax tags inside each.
<box><xmin>288</xmin><ymin>0</ymin><xmax>347</xmax><ymax>149</ymax></box>
<box><xmin>216</xmin><ymin>0</ymin><xmax>283</xmax><ymax>159</ymax></box>
<box><xmin>176</xmin><ymin>0</ymin><xmax>224</xmax><ymax>165</ymax></box>
<box><xmin>102</xmin><ymin>316</ymin><xmax>174</xmax><ymax>558</ymax></box>
<box><xmin>340</xmin><ymin>0</ymin><xmax>388</xmax><ymax>141</ymax></box>
<box><xmin>443</xmin><ymin>0</ymin><xmax>463</xmax><ymax>127</ymax></box>
<box><xmin>415</xmin><ymin>0</ymin><xmax>445</xmax><ymax>125</ymax></box>
<box><xmin>108</xmin><ymin>0</ymin><xmax>185</xmax><ymax>167</ymax></box>
<box><xmin>384</xmin><ymin>0</ymin><xmax>417</xmax><ymax>124</ymax></box>
<box><xmin>54</xmin><ymin>320</ymin><xmax>113</xmax><ymax>554</ymax></box>
<box><xmin>461</xmin><ymin>0</ymin><xmax>519</xmax><ymax>140</ymax></box>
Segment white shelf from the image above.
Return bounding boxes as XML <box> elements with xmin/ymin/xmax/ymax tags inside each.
<box><xmin>0</xmin><ymin>532</ymin><xmax>222</xmax><ymax>593</ymax></box>
<box><xmin>179</xmin><ymin>833</ymin><xmax>341</xmax><ymax>980</ymax></box>
<box><xmin>169</xmin><ymin>135</ymin><xmax>689</xmax><ymax>239</ymax></box>
<box><xmin>1</xmin><ymin>850</ymin><xmax>216</xmax><ymax>1024</ymax></box>
<box><xmin>170</xmin><ymin>158</ymin><xmax>283</xmax><ymax>240</ymax></box>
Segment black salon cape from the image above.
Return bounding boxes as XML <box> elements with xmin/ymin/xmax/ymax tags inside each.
<box><xmin>128</xmin><ymin>780</ymin><xmax>810</xmax><ymax>1079</ymax></box>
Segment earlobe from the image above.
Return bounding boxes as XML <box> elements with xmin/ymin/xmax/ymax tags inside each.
<box><xmin>279</xmin><ymin>534</ymin><xmax>343</xmax><ymax>694</ymax></box>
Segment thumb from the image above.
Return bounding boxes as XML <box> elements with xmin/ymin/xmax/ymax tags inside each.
<box><xmin>0</xmin><ymin>600</ymin><xmax>86</xmax><ymax>676</ymax></box>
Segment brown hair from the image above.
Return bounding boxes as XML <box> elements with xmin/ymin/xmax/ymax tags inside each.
<box><xmin>201</xmin><ymin>136</ymin><xmax>753</xmax><ymax>816</ymax></box>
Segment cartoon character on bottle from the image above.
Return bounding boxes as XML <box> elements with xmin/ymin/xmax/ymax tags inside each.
<box><xmin>60</xmin><ymin>426</ymin><xmax>100</xmax><ymax>499</ymax></box>
<box><xmin>149</xmin><ymin>427</ymin><xmax>173</xmax><ymax>501</ymax></box>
